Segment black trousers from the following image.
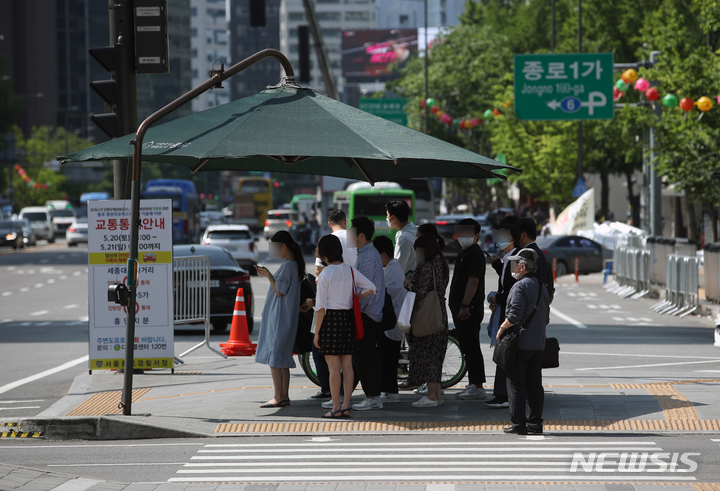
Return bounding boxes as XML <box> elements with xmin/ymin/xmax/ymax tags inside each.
<box><xmin>311</xmin><ymin>344</ymin><xmax>330</xmax><ymax>393</ymax></box>
<box><xmin>492</xmin><ymin>364</ymin><xmax>508</xmax><ymax>399</ymax></box>
<box><xmin>453</xmin><ymin>313</ymin><xmax>486</xmax><ymax>385</ymax></box>
<box><xmin>378</xmin><ymin>333</ymin><xmax>401</xmax><ymax>395</ymax></box>
<box><xmin>352</xmin><ymin>314</ymin><xmax>382</xmax><ymax>397</ymax></box>
<box><xmin>506</xmin><ymin>349</ymin><xmax>544</xmax><ymax>429</ymax></box>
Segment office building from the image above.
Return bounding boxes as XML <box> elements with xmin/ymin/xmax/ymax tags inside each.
<box><xmin>190</xmin><ymin>0</ymin><xmax>231</xmax><ymax>112</ymax></box>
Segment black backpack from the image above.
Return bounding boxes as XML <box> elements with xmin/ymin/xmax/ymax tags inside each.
<box><xmin>380</xmin><ymin>289</ymin><xmax>397</xmax><ymax>331</ymax></box>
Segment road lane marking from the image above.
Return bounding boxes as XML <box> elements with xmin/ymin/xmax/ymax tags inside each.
<box><xmin>576</xmin><ymin>359</ymin><xmax>720</xmax><ymax>371</ymax></box>
<box><xmin>0</xmin><ymin>355</ymin><xmax>89</xmax><ymax>395</ymax></box>
<box><xmin>8</xmin><ymin>443</ymin><xmax>204</xmax><ymax>448</ymax></box>
<box><xmin>30</xmin><ymin>310</ymin><xmax>49</xmax><ymax>316</ymax></box>
<box><xmin>1</xmin><ymin>292</ymin><xmax>11</xmax><ymax>296</ymax></box>
<box><xmin>64</xmin><ymin>304</ymin><xmax>79</xmax><ymax>309</ymax></box>
<box><xmin>73</xmin><ymin>271</ymin><xmax>82</xmax><ymax>276</ymax></box>
<box><xmin>0</xmin><ymin>406</ymin><xmax>41</xmax><ymax>410</ymax></box>
<box><xmin>34</xmin><ymin>283</ymin><xmax>44</xmax><ymax>288</ymax></box>
<box><xmin>204</xmin><ymin>442</ymin><xmax>659</xmax><ymax>447</ymax></box>
<box><xmin>563</xmin><ymin>351</ymin><xmax>720</xmax><ymax>359</ymax></box>
<box><xmin>19</xmin><ymin>287</ymin><xmax>29</xmax><ymax>292</ymax></box>
<box><xmin>47</xmin><ymin>279</ymin><xmax>55</xmax><ymax>284</ymax></box>
<box><xmin>0</xmin><ymin>400</ymin><xmax>44</xmax><ymax>403</ymax></box>
<box><xmin>48</xmin><ymin>463</ymin><xmax>188</xmax><ymax>467</ymax></box>
<box><xmin>550</xmin><ymin>306</ymin><xmax>587</xmax><ymax>329</ymax></box>
<box><xmin>59</xmin><ymin>275</ymin><xmax>67</xmax><ymax>279</ymax></box>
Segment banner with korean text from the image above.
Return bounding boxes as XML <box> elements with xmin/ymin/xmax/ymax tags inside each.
<box><xmin>87</xmin><ymin>199</ymin><xmax>173</xmax><ymax>371</ymax></box>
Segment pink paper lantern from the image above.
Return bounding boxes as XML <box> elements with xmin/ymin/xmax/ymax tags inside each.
<box><xmin>634</xmin><ymin>78</ymin><xmax>650</xmax><ymax>92</ymax></box>
<box><xmin>470</xmin><ymin>118</ymin><xmax>480</xmax><ymax>127</ymax></box>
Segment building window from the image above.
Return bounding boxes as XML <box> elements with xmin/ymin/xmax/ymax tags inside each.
<box><xmin>321</xmin><ymin>28</ymin><xmax>342</xmax><ymax>38</ymax></box>
<box><xmin>215</xmin><ymin>29</ymin><xmax>228</xmax><ymax>45</ymax></box>
<box><xmin>192</xmin><ymin>69</ymin><xmax>199</xmax><ymax>78</ymax></box>
<box><xmin>317</xmin><ymin>12</ymin><xmax>341</xmax><ymax>21</ymax></box>
<box><xmin>345</xmin><ymin>11</ymin><xmax>370</xmax><ymax>21</ymax></box>
<box><xmin>190</xmin><ymin>27</ymin><xmax>198</xmax><ymax>36</ymax></box>
<box><xmin>192</xmin><ymin>48</ymin><xmax>198</xmax><ymax>58</ymax></box>
<box><xmin>399</xmin><ymin>14</ymin><xmax>409</xmax><ymax>26</ymax></box>
<box><xmin>289</xmin><ymin>28</ymin><xmax>298</xmax><ymax>37</ymax></box>
<box><xmin>288</xmin><ymin>12</ymin><xmax>305</xmax><ymax>21</ymax></box>
<box><xmin>289</xmin><ymin>44</ymin><xmax>298</xmax><ymax>54</ymax></box>
<box><xmin>190</xmin><ymin>6</ymin><xmax>197</xmax><ymax>16</ymax></box>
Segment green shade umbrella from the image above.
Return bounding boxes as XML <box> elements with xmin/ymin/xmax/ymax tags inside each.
<box><xmin>59</xmin><ymin>83</ymin><xmax>520</xmax><ymax>183</ymax></box>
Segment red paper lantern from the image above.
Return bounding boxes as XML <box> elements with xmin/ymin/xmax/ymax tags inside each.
<box><xmin>680</xmin><ymin>97</ymin><xmax>694</xmax><ymax>112</ymax></box>
<box><xmin>613</xmin><ymin>87</ymin><xmax>624</xmax><ymax>100</ymax></box>
<box><xmin>645</xmin><ymin>87</ymin><xmax>659</xmax><ymax>101</ymax></box>
<box><xmin>493</xmin><ymin>108</ymin><xmax>502</xmax><ymax>116</ymax></box>
<box><xmin>420</xmin><ymin>100</ymin><xmax>426</xmax><ymax>109</ymax></box>
<box><xmin>430</xmin><ymin>105</ymin><xmax>440</xmax><ymax>114</ymax></box>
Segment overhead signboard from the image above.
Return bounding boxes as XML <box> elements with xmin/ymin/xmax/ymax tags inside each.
<box><xmin>87</xmin><ymin>199</ymin><xmax>174</xmax><ymax>371</ymax></box>
<box><xmin>342</xmin><ymin>29</ymin><xmax>418</xmax><ymax>83</ymax></box>
<box><xmin>358</xmin><ymin>98</ymin><xmax>408</xmax><ymax>125</ymax></box>
<box><xmin>514</xmin><ymin>53</ymin><xmax>614</xmax><ymax>121</ymax></box>
<box><xmin>134</xmin><ymin>0</ymin><xmax>169</xmax><ymax>74</ymax></box>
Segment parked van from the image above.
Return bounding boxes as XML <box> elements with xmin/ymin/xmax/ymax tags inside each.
<box><xmin>19</xmin><ymin>207</ymin><xmax>56</xmax><ymax>243</ymax></box>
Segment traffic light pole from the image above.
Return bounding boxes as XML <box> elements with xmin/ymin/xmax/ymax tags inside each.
<box><xmin>109</xmin><ymin>0</ymin><xmax>137</xmax><ymax>201</ymax></box>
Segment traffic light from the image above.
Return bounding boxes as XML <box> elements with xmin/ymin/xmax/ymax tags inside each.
<box><xmin>89</xmin><ymin>44</ymin><xmax>127</xmax><ymax>138</ymax></box>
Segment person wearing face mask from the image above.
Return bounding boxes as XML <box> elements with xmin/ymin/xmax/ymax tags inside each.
<box><xmin>497</xmin><ymin>248</ymin><xmax>550</xmax><ymax>435</ymax></box>
<box><xmin>255</xmin><ymin>231</ymin><xmax>305</xmax><ymax>408</ymax></box>
<box><xmin>448</xmin><ymin>218</ymin><xmax>487</xmax><ymax>400</ymax></box>
<box><xmin>515</xmin><ymin>217</ymin><xmax>554</xmax><ymax>304</ymax></box>
<box><xmin>385</xmin><ymin>199</ymin><xmax>417</xmax><ymax>276</ymax></box>
<box><xmin>485</xmin><ymin>216</ymin><xmax>519</xmax><ymax>409</ymax></box>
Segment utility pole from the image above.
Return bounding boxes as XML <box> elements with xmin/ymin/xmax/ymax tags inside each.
<box><xmin>648</xmin><ymin>51</ymin><xmax>662</xmax><ymax>236</ymax></box>
<box><xmin>576</xmin><ymin>0</ymin><xmax>584</xmax><ymax>183</ymax></box>
<box><xmin>424</xmin><ymin>0</ymin><xmax>429</xmax><ymax>134</ymax></box>
<box><xmin>302</xmin><ymin>0</ymin><xmax>339</xmax><ymax>100</ymax></box>
<box><xmin>108</xmin><ymin>0</ymin><xmax>137</xmax><ymax>200</ymax></box>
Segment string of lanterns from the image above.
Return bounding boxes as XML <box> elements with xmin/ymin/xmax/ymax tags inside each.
<box><xmin>423</xmin><ymin>67</ymin><xmax>717</xmax><ymax>128</ymax></box>
<box><xmin>14</xmin><ymin>164</ymin><xmax>52</xmax><ymax>190</ymax></box>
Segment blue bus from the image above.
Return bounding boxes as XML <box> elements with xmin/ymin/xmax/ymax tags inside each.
<box><xmin>142</xmin><ymin>179</ymin><xmax>200</xmax><ymax>244</ymax></box>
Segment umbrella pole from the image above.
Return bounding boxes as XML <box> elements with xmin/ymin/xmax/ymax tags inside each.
<box><xmin>119</xmin><ymin>49</ymin><xmax>296</xmax><ymax>415</ymax></box>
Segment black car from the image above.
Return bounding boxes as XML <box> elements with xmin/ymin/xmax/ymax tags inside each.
<box><xmin>432</xmin><ymin>214</ymin><xmax>492</xmax><ymax>261</ymax></box>
<box><xmin>535</xmin><ymin>235</ymin><xmax>604</xmax><ymax>276</ymax></box>
<box><xmin>173</xmin><ymin>244</ymin><xmax>255</xmax><ymax>333</ymax></box>
<box><xmin>0</xmin><ymin>220</ymin><xmax>24</xmax><ymax>249</ymax></box>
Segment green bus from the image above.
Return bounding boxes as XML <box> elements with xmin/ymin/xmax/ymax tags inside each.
<box><xmin>333</xmin><ymin>188</ymin><xmax>416</xmax><ymax>243</ymax></box>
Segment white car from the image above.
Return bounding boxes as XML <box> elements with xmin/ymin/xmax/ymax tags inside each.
<box><xmin>66</xmin><ymin>217</ymin><xmax>89</xmax><ymax>246</ymax></box>
<box><xmin>263</xmin><ymin>209</ymin><xmax>298</xmax><ymax>240</ymax></box>
<box><xmin>203</xmin><ymin>224</ymin><xmax>259</xmax><ymax>273</ymax></box>
<box><xmin>19</xmin><ymin>207</ymin><xmax>56</xmax><ymax>243</ymax></box>
<box><xmin>199</xmin><ymin>211</ymin><xmax>226</xmax><ymax>230</ymax></box>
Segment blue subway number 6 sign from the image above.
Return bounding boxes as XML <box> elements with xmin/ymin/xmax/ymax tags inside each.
<box><xmin>514</xmin><ymin>53</ymin><xmax>614</xmax><ymax>121</ymax></box>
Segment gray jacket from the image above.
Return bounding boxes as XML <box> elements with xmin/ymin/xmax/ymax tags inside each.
<box><xmin>505</xmin><ymin>273</ymin><xmax>550</xmax><ymax>351</ymax></box>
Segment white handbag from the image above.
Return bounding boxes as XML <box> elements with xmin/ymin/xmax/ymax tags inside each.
<box><xmin>396</xmin><ymin>291</ymin><xmax>416</xmax><ymax>333</ymax></box>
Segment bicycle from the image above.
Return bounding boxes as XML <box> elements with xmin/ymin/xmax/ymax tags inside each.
<box><xmin>297</xmin><ymin>331</ymin><xmax>467</xmax><ymax>389</ymax></box>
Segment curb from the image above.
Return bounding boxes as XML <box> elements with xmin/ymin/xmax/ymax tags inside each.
<box><xmin>16</xmin><ymin>416</ymin><xmax>212</xmax><ymax>441</ymax></box>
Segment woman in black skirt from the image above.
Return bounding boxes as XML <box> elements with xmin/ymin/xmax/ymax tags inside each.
<box><xmin>313</xmin><ymin>234</ymin><xmax>376</xmax><ymax>418</ymax></box>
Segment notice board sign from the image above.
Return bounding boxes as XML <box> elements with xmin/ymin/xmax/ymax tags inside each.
<box><xmin>514</xmin><ymin>53</ymin><xmax>614</xmax><ymax>121</ymax></box>
<box><xmin>87</xmin><ymin>199</ymin><xmax>173</xmax><ymax>370</ymax></box>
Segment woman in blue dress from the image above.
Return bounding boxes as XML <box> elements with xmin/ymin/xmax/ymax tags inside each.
<box><xmin>255</xmin><ymin>230</ymin><xmax>305</xmax><ymax>408</ymax></box>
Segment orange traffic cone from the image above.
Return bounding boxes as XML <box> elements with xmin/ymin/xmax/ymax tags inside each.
<box><xmin>219</xmin><ymin>288</ymin><xmax>257</xmax><ymax>356</ymax></box>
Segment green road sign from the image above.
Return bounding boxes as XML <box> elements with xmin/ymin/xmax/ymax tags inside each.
<box><xmin>359</xmin><ymin>98</ymin><xmax>408</xmax><ymax>125</ymax></box>
<box><xmin>514</xmin><ymin>53</ymin><xmax>614</xmax><ymax>121</ymax></box>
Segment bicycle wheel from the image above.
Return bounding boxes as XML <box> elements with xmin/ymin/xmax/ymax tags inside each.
<box><xmin>441</xmin><ymin>334</ymin><xmax>467</xmax><ymax>388</ymax></box>
<box><xmin>297</xmin><ymin>352</ymin><xmax>321</xmax><ymax>387</ymax></box>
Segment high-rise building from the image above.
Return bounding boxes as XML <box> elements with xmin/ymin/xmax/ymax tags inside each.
<box><xmin>190</xmin><ymin>0</ymin><xmax>231</xmax><ymax>112</ymax></box>
<box><xmin>136</xmin><ymin>0</ymin><xmax>193</xmax><ymax>123</ymax></box>
<box><xmin>228</xmin><ymin>0</ymin><xmax>281</xmax><ymax>101</ymax></box>
<box><xmin>376</xmin><ymin>0</ymin><xmax>466</xmax><ymax>30</ymax></box>
<box><xmin>280</xmin><ymin>0</ymin><xmax>377</xmax><ymax>100</ymax></box>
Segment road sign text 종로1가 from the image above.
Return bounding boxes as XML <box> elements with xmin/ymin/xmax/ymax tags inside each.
<box><xmin>514</xmin><ymin>53</ymin><xmax>614</xmax><ymax>121</ymax></box>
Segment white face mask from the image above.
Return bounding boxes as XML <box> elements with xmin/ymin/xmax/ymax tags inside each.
<box><xmin>458</xmin><ymin>237</ymin><xmax>475</xmax><ymax>249</ymax></box>
<box><xmin>386</xmin><ymin>216</ymin><xmax>393</xmax><ymax>227</ymax></box>
<box><xmin>496</xmin><ymin>241</ymin><xmax>512</xmax><ymax>250</ymax></box>
<box><xmin>511</xmin><ymin>272</ymin><xmax>521</xmax><ymax>280</ymax></box>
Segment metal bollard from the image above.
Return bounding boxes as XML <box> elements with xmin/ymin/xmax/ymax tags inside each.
<box><xmin>574</xmin><ymin>257</ymin><xmax>579</xmax><ymax>283</ymax></box>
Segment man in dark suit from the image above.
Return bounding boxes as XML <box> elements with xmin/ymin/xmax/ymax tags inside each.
<box><xmin>514</xmin><ymin>217</ymin><xmax>554</xmax><ymax>303</ymax></box>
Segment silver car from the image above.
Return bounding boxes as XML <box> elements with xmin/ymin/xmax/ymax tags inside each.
<box><xmin>263</xmin><ymin>209</ymin><xmax>298</xmax><ymax>240</ymax></box>
<box><xmin>18</xmin><ymin>207</ymin><xmax>56</xmax><ymax>243</ymax></box>
<box><xmin>203</xmin><ymin>224</ymin><xmax>259</xmax><ymax>273</ymax></box>
<box><xmin>66</xmin><ymin>217</ymin><xmax>89</xmax><ymax>246</ymax></box>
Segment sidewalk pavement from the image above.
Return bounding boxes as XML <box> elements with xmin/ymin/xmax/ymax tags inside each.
<box><xmin>4</xmin><ymin>274</ymin><xmax>720</xmax><ymax>440</ymax></box>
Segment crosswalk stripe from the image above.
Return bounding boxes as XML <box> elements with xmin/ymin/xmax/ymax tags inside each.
<box><xmin>169</xmin><ymin>476</ymin><xmax>695</xmax><ymax>483</ymax></box>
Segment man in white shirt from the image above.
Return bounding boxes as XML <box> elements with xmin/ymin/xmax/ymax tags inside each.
<box><xmin>385</xmin><ymin>199</ymin><xmax>417</xmax><ymax>275</ymax></box>
<box><xmin>315</xmin><ymin>209</ymin><xmax>356</xmax><ymax>276</ymax></box>
<box><xmin>372</xmin><ymin>235</ymin><xmax>406</xmax><ymax>404</ymax></box>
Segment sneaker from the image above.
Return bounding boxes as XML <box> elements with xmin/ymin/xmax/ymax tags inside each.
<box><xmin>380</xmin><ymin>392</ymin><xmax>400</xmax><ymax>404</ymax></box>
<box><xmin>412</xmin><ymin>395</ymin><xmax>440</xmax><ymax>407</ymax></box>
<box><xmin>352</xmin><ymin>396</ymin><xmax>383</xmax><ymax>411</ymax></box>
<box><xmin>457</xmin><ymin>385</ymin><xmax>487</xmax><ymax>400</ymax></box>
<box><xmin>414</xmin><ymin>383</ymin><xmax>444</xmax><ymax>395</ymax></box>
<box><xmin>307</xmin><ymin>390</ymin><xmax>331</xmax><ymax>400</ymax></box>
<box><xmin>503</xmin><ymin>425</ymin><xmax>528</xmax><ymax>435</ymax></box>
<box><xmin>321</xmin><ymin>396</ymin><xmax>343</xmax><ymax>409</ymax></box>
<box><xmin>398</xmin><ymin>380</ymin><xmax>419</xmax><ymax>391</ymax></box>
<box><xmin>484</xmin><ymin>397</ymin><xmax>509</xmax><ymax>408</ymax></box>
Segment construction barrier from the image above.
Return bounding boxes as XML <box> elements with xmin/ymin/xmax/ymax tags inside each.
<box><xmin>606</xmin><ymin>241</ymin><xmax>650</xmax><ymax>300</ymax></box>
<box><xmin>173</xmin><ymin>255</ymin><xmax>227</xmax><ymax>360</ymax></box>
<box><xmin>650</xmin><ymin>254</ymin><xmax>699</xmax><ymax>317</ymax></box>
<box><xmin>705</xmin><ymin>243</ymin><xmax>720</xmax><ymax>304</ymax></box>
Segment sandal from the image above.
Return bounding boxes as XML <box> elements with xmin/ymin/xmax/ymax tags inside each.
<box><xmin>340</xmin><ymin>408</ymin><xmax>351</xmax><ymax>418</ymax></box>
<box><xmin>322</xmin><ymin>408</ymin><xmax>343</xmax><ymax>418</ymax></box>
<box><xmin>277</xmin><ymin>399</ymin><xmax>291</xmax><ymax>407</ymax></box>
<box><xmin>259</xmin><ymin>401</ymin><xmax>280</xmax><ymax>408</ymax></box>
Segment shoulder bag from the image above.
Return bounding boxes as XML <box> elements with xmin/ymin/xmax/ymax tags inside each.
<box><xmin>492</xmin><ymin>279</ymin><xmax>542</xmax><ymax>370</ymax></box>
<box><xmin>350</xmin><ymin>268</ymin><xmax>364</xmax><ymax>341</ymax></box>
<box><xmin>410</xmin><ymin>264</ymin><xmax>444</xmax><ymax>338</ymax></box>
<box><xmin>381</xmin><ymin>288</ymin><xmax>397</xmax><ymax>331</ymax></box>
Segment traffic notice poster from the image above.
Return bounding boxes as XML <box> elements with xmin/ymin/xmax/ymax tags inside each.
<box><xmin>514</xmin><ymin>53</ymin><xmax>614</xmax><ymax>121</ymax></box>
<box><xmin>87</xmin><ymin>199</ymin><xmax>173</xmax><ymax>371</ymax></box>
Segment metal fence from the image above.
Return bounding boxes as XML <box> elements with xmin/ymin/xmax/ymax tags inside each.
<box><xmin>705</xmin><ymin>243</ymin><xmax>720</xmax><ymax>304</ymax></box>
<box><xmin>173</xmin><ymin>255</ymin><xmax>227</xmax><ymax>360</ymax></box>
<box><xmin>606</xmin><ymin>238</ymin><xmax>699</xmax><ymax>317</ymax></box>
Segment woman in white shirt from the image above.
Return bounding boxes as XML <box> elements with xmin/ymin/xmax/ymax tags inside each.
<box><xmin>314</xmin><ymin>234</ymin><xmax>376</xmax><ymax>418</ymax></box>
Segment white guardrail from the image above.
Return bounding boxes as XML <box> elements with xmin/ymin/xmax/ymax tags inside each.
<box><xmin>605</xmin><ymin>243</ymin><xmax>699</xmax><ymax>318</ymax></box>
<box><xmin>173</xmin><ymin>255</ymin><xmax>227</xmax><ymax>361</ymax></box>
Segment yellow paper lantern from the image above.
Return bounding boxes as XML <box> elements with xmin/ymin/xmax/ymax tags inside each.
<box><xmin>696</xmin><ymin>96</ymin><xmax>713</xmax><ymax>112</ymax></box>
<box><xmin>621</xmin><ymin>68</ymin><xmax>638</xmax><ymax>84</ymax></box>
